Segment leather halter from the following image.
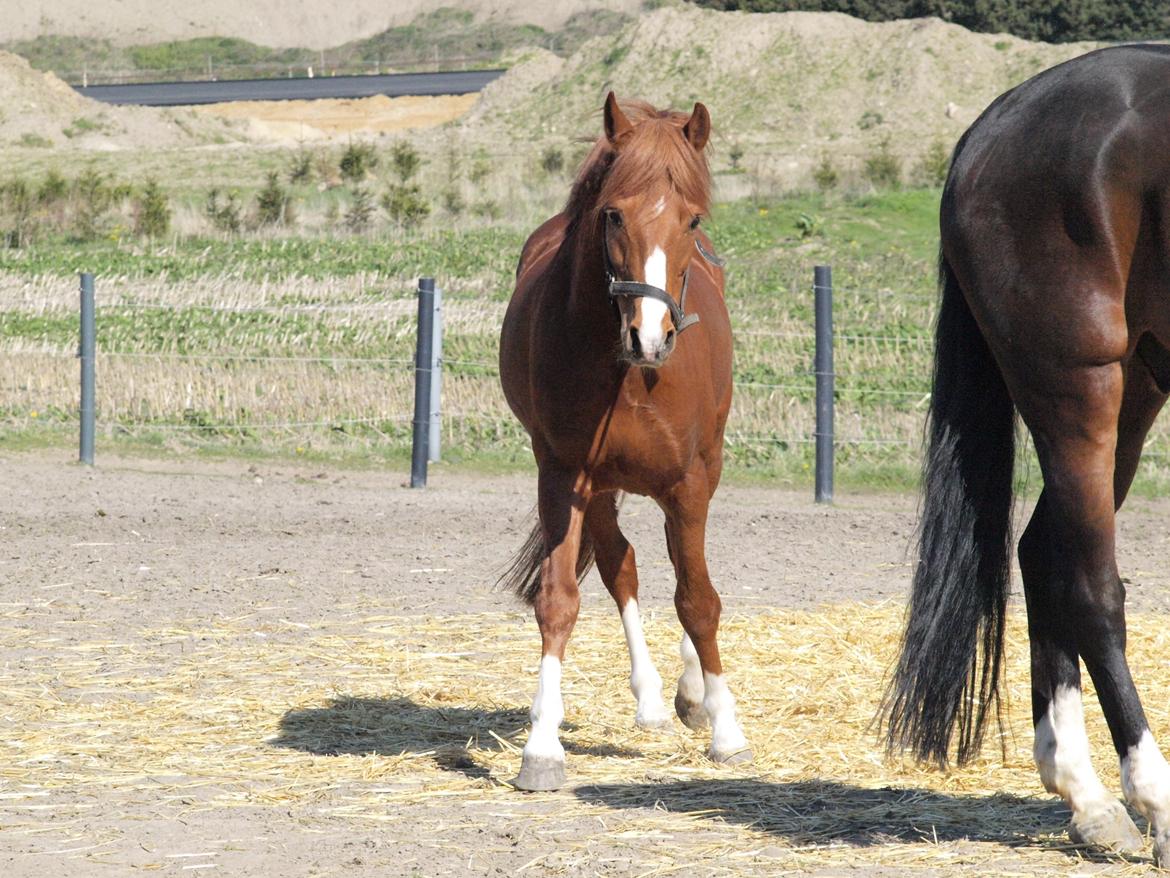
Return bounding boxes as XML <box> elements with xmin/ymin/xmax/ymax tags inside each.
<box><xmin>604</xmin><ymin>230</ymin><xmax>722</xmax><ymax>334</ymax></box>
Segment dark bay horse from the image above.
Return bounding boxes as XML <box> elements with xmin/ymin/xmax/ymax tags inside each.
<box><xmin>498</xmin><ymin>93</ymin><xmax>750</xmax><ymax>790</ymax></box>
<box><xmin>884</xmin><ymin>45</ymin><xmax>1170</xmax><ymax>863</ymax></box>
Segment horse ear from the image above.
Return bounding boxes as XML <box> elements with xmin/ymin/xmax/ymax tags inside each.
<box><xmin>683</xmin><ymin>102</ymin><xmax>711</xmax><ymax>151</ymax></box>
<box><xmin>604</xmin><ymin>91</ymin><xmax>632</xmax><ymax>145</ymax></box>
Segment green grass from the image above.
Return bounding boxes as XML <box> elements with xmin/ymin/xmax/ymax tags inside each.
<box><xmin>0</xmin><ymin>228</ymin><xmax>526</xmax><ymax>285</ymax></box>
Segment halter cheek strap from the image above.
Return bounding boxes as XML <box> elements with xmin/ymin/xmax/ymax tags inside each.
<box><xmin>605</xmin><ymin>236</ymin><xmax>722</xmax><ymax>334</ymax></box>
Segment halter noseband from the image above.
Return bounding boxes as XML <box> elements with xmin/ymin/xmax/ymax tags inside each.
<box><xmin>605</xmin><ymin>233</ymin><xmax>723</xmax><ymax>333</ymax></box>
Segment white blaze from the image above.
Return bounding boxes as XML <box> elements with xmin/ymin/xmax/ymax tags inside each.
<box><xmin>620</xmin><ymin>600</ymin><xmax>669</xmax><ymax>725</ymax></box>
<box><xmin>1121</xmin><ymin>730</ymin><xmax>1170</xmax><ymax>830</ymax></box>
<box><xmin>637</xmin><ymin>246</ymin><xmax>670</xmax><ymax>353</ymax></box>
<box><xmin>523</xmin><ymin>655</ymin><xmax>565</xmax><ymax>761</ymax></box>
<box><xmin>1033</xmin><ymin>684</ymin><xmax>1112</xmax><ymax>811</ymax></box>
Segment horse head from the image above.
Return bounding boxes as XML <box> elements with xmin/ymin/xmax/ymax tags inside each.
<box><xmin>597</xmin><ymin>92</ymin><xmax>711</xmax><ymax>367</ymax></box>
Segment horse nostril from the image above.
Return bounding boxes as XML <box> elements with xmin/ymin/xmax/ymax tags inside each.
<box><xmin>628</xmin><ymin>326</ymin><xmax>643</xmax><ymax>359</ymax></box>
<box><xmin>664</xmin><ymin>329</ymin><xmax>676</xmax><ymax>350</ymax></box>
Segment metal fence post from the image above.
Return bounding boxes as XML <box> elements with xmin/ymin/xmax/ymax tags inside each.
<box><xmin>79</xmin><ymin>272</ymin><xmax>96</xmax><ymax>466</ymax></box>
<box><xmin>814</xmin><ymin>265</ymin><xmax>834</xmax><ymax>503</ymax></box>
<box><xmin>428</xmin><ymin>285</ymin><xmax>443</xmax><ymax>462</ymax></box>
<box><xmin>411</xmin><ymin>278</ymin><xmax>435</xmax><ymax>488</ymax></box>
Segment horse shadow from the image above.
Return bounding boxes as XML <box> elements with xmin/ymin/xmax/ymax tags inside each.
<box><xmin>575</xmin><ymin>778</ymin><xmax>1144</xmax><ymax>863</ymax></box>
<box><xmin>271</xmin><ymin>696</ymin><xmax>643</xmax><ymax>781</ymax></box>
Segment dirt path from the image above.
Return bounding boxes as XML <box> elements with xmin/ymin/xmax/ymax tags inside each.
<box><xmin>6</xmin><ymin>449</ymin><xmax>1170</xmax><ymax>623</ymax></box>
<box><xmin>3</xmin><ymin>449</ymin><xmax>1169</xmax><ymax>876</ymax></box>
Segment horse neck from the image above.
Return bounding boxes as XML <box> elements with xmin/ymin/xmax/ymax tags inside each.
<box><xmin>565</xmin><ymin>215</ymin><xmax>617</xmax><ymax>345</ymax></box>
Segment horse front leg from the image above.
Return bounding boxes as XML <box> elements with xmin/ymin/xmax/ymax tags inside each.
<box><xmin>514</xmin><ymin>465</ymin><xmax>589</xmax><ymax>792</ymax></box>
<box><xmin>586</xmin><ymin>493</ymin><xmax>672</xmax><ymax>729</ymax></box>
<box><xmin>662</xmin><ymin>468</ymin><xmax>751</xmax><ymax>765</ymax></box>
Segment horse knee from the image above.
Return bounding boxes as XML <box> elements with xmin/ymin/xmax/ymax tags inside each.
<box><xmin>674</xmin><ymin>589</ymin><xmax>721</xmax><ymax>637</ymax></box>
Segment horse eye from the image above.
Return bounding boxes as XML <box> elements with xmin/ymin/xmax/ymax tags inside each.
<box><xmin>606</xmin><ymin>209</ymin><xmax>624</xmax><ymax>229</ymax></box>
<box><xmin>689</xmin><ymin>216</ymin><xmax>701</xmax><ymax>230</ymax></box>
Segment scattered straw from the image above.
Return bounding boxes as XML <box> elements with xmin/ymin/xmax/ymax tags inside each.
<box><xmin>1</xmin><ymin>603</ymin><xmax>1167</xmax><ymax>874</ymax></box>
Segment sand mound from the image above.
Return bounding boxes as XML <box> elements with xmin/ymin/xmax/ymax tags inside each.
<box><xmin>456</xmin><ymin>7</ymin><xmax>1098</xmax><ymax>180</ymax></box>
<box><xmin>6</xmin><ymin>0</ymin><xmax>644</xmax><ymax>49</ymax></box>
<box><xmin>0</xmin><ymin>50</ymin><xmax>240</xmax><ymax>149</ymax></box>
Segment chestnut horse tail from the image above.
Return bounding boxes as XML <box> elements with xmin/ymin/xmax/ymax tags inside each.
<box><xmin>498</xmin><ymin>515</ymin><xmax>599</xmax><ymax>605</ymax></box>
<box><xmin>882</xmin><ymin>250</ymin><xmax>1016</xmax><ymax>766</ymax></box>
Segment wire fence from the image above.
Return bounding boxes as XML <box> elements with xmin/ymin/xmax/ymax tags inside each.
<box><xmin>10</xmin><ymin>276</ymin><xmax>1170</xmax><ymax>472</ymax></box>
<box><xmin>0</xmin><ymin>274</ymin><xmax>940</xmax><ymax>463</ymax></box>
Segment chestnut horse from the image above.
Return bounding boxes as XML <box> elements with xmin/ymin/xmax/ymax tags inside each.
<box><xmin>884</xmin><ymin>45</ymin><xmax>1170</xmax><ymax>863</ymax></box>
<box><xmin>498</xmin><ymin>94</ymin><xmax>750</xmax><ymax>790</ymax></box>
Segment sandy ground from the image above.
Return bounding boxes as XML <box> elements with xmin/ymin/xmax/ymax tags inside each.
<box><xmin>3</xmin><ymin>449</ymin><xmax>1170</xmax><ymax>876</ymax></box>
<box><xmin>193</xmin><ymin>94</ymin><xmax>479</xmax><ymax>141</ymax></box>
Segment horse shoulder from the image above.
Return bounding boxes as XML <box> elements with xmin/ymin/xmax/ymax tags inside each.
<box><xmin>516</xmin><ymin>213</ymin><xmax>570</xmax><ymax>284</ymax></box>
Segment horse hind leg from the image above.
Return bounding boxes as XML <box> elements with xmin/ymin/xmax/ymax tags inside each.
<box><xmin>1019</xmin><ymin>356</ymin><xmax>1170</xmax><ymax>859</ymax></box>
<box><xmin>585</xmin><ymin>494</ymin><xmax>672</xmax><ymax>730</ymax></box>
<box><xmin>1020</xmin><ymin>494</ymin><xmax>1142</xmax><ymax>853</ymax></box>
<box><xmin>514</xmin><ymin>466</ymin><xmax>588</xmax><ymax>792</ymax></box>
<box><xmin>1113</xmin><ymin>350</ymin><xmax>1170</xmax><ymax>863</ymax></box>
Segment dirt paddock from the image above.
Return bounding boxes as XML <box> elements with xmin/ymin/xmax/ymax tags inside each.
<box><xmin>3</xmin><ymin>449</ymin><xmax>1170</xmax><ymax>876</ymax></box>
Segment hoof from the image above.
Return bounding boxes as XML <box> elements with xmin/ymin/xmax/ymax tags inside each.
<box><xmin>709</xmin><ymin>746</ymin><xmax>754</xmax><ymax>766</ymax></box>
<box><xmin>1154</xmin><ymin>829</ymin><xmax>1170</xmax><ymax>868</ymax></box>
<box><xmin>1069</xmin><ymin>800</ymin><xmax>1144</xmax><ymax>854</ymax></box>
<box><xmin>675</xmin><ymin>692</ymin><xmax>708</xmax><ymax>731</ymax></box>
<box><xmin>635</xmin><ymin>713</ymin><xmax>674</xmax><ymax>731</ymax></box>
<box><xmin>511</xmin><ymin>754</ymin><xmax>566</xmax><ymax>792</ymax></box>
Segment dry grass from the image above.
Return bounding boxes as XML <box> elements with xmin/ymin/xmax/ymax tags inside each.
<box><xmin>3</xmin><ymin>600</ymin><xmax>1168</xmax><ymax>873</ymax></box>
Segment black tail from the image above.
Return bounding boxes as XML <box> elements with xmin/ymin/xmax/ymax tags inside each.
<box><xmin>496</xmin><ymin>515</ymin><xmax>597</xmax><ymax>605</ymax></box>
<box><xmin>882</xmin><ymin>252</ymin><xmax>1016</xmax><ymax>766</ymax></box>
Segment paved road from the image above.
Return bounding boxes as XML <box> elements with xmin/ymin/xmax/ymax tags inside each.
<box><xmin>75</xmin><ymin>69</ymin><xmax>506</xmax><ymax>107</ymax></box>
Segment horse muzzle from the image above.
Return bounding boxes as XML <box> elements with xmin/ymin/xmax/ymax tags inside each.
<box><xmin>622</xmin><ymin>320</ymin><xmax>677</xmax><ymax>366</ymax></box>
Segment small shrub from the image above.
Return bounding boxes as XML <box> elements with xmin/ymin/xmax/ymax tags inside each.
<box><xmin>863</xmin><ymin>139</ymin><xmax>901</xmax><ymax>189</ymax></box>
<box><xmin>205</xmin><ymin>188</ymin><xmax>242</xmax><ymax>234</ymax></box>
<box><xmin>728</xmin><ymin>143</ymin><xmax>744</xmax><ymax>171</ymax></box>
<box><xmin>472</xmin><ymin>199</ymin><xmax>501</xmax><ymax>221</ymax></box>
<box><xmin>1</xmin><ymin>178</ymin><xmax>36</xmax><ymax>247</ymax></box>
<box><xmin>38</xmin><ymin>170</ymin><xmax>68</xmax><ymax>205</ymax></box>
<box><xmin>345</xmin><ymin>187</ymin><xmax>375</xmax><ymax>232</ymax></box>
<box><xmin>18</xmin><ymin>132</ymin><xmax>52</xmax><ymax>148</ymax></box>
<box><xmin>313</xmin><ymin>150</ymin><xmax>338</xmax><ymax>187</ymax></box>
<box><xmin>287</xmin><ymin>149</ymin><xmax>313</xmax><ymax>184</ymax></box>
<box><xmin>540</xmin><ymin>146</ymin><xmax>564</xmax><ymax>175</ymax></box>
<box><xmin>256</xmin><ymin>171</ymin><xmax>293</xmax><ymax>226</ymax></box>
<box><xmin>812</xmin><ymin>155</ymin><xmax>839</xmax><ymax>191</ymax></box>
<box><xmin>444</xmin><ymin>145</ymin><xmax>464</xmax><ymax>182</ymax></box>
<box><xmin>62</xmin><ymin>116</ymin><xmax>102</xmax><ymax>139</ymax></box>
<box><xmin>71</xmin><ymin>168</ymin><xmax>125</xmax><ymax>241</ymax></box>
<box><xmin>383</xmin><ymin>184</ymin><xmax>430</xmax><ymax>228</ymax></box>
<box><xmin>916</xmin><ymin>139</ymin><xmax>951</xmax><ymax>187</ymax></box>
<box><xmin>794</xmin><ymin>212</ymin><xmax>823</xmax><ymax>239</ymax></box>
<box><xmin>468</xmin><ymin>149</ymin><xmax>492</xmax><ymax>186</ymax></box>
<box><xmin>441</xmin><ymin>187</ymin><xmax>465</xmax><ymax>216</ymax></box>
<box><xmin>134</xmin><ymin>178</ymin><xmax>171</xmax><ymax>238</ymax></box>
<box><xmin>858</xmin><ymin>110</ymin><xmax>884</xmax><ymax>131</ymax></box>
<box><xmin>390</xmin><ymin>141</ymin><xmax>423</xmax><ymax>183</ymax></box>
<box><xmin>339</xmin><ymin>141</ymin><xmax>378</xmax><ymax>182</ymax></box>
